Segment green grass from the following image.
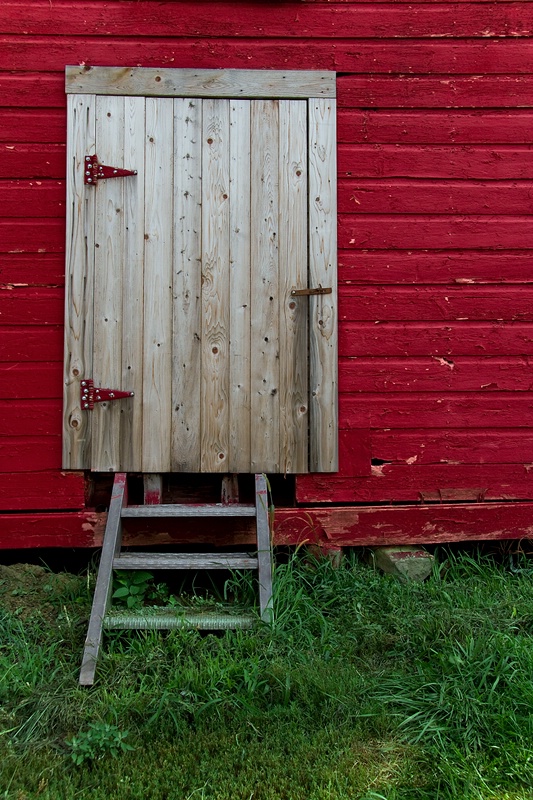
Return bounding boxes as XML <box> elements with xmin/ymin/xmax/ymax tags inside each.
<box><xmin>1</xmin><ymin>550</ymin><xmax>533</xmax><ymax>799</ymax></box>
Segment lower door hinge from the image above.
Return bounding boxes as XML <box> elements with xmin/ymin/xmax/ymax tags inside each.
<box><xmin>81</xmin><ymin>379</ymin><xmax>134</xmax><ymax>410</ymax></box>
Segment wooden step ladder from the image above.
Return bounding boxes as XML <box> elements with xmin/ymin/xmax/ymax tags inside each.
<box><xmin>79</xmin><ymin>473</ymin><xmax>273</xmax><ymax>686</ymax></box>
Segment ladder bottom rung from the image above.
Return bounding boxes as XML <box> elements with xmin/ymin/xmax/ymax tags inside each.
<box><xmin>113</xmin><ymin>553</ymin><xmax>258</xmax><ymax>570</ymax></box>
<box><xmin>104</xmin><ymin>610</ymin><xmax>255</xmax><ymax>630</ymax></box>
<box><xmin>121</xmin><ymin>504</ymin><xmax>256</xmax><ymax>518</ymax></box>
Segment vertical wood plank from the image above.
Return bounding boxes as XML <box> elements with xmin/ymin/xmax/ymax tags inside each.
<box><xmin>229</xmin><ymin>100</ymin><xmax>251</xmax><ymax>472</ymax></box>
<box><xmin>142</xmin><ymin>98</ymin><xmax>174</xmax><ymax>472</ymax></box>
<box><xmin>63</xmin><ymin>94</ymin><xmax>95</xmax><ymax>469</ymax></box>
<box><xmin>120</xmin><ymin>96</ymin><xmax>145</xmax><ymax>471</ymax></box>
<box><xmin>278</xmin><ymin>100</ymin><xmax>308</xmax><ymax>474</ymax></box>
<box><xmin>92</xmin><ymin>95</ymin><xmax>125</xmax><ymax>471</ymax></box>
<box><xmin>143</xmin><ymin>473</ymin><xmax>163</xmax><ymax>504</ymax></box>
<box><xmin>201</xmin><ymin>99</ymin><xmax>231</xmax><ymax>472</ymax></box>
<box><xmin>171</xmin><ymin>97</ymin><xmax>202</xmax><ymax>471</ymax></box>
<box><xmin>308</xmin><ymin>98</ymin><xmax>338</xmax><ymax>472</ymax></box>
<box><xmin>250</xmin><ymin>100</ymin><xmax>280</xmax><ymax>473</ymax></box>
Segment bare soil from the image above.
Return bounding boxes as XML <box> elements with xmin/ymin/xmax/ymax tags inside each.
<box><xmin>0</xmin><ymin>563</ymin><xmax>84</xmax><ymax>623</ymax></box>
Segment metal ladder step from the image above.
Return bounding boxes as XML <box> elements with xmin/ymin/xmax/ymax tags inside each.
<box><xmin>113</xmin><ymin>552</ymin><xmax>259</xmax><ymax>570</ymax></box>
<box><xmin>104</xmin><ymin>609</ymin><xmax>255</xmax><ymax>631</ymax></box>
<box><xmin>121</xmin><ymin>503</ymin><xmax>256</xmax><ymax>518</ymax></box>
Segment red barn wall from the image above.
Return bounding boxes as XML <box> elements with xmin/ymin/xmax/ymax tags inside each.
<box><xmin>2</xmin><ymin>0</ymin><xmax>533</xmax><ymax>547</ymax></box>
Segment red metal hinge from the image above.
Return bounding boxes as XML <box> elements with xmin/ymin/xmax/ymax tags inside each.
<box><xmin>84</xmin><ymin>155</ymin><xmax>138</xmax><ymax>185</ymax></box>
<box><xmin>81</xmin><ymin>379</ymin><xmax>134</xmax><ymax>410</ymax></box>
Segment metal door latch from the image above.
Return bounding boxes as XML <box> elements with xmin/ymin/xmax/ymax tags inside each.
<box><xmin>84</xmin><ymin>155</ymin><xmax>138</xmax><ymax>185</ymax></box>
<box><xmin>291</xmin><ymin>286</ymin><xmax>332</xmax><ymax>297</ymax></box>
<box><xmin>81</xmin><ymin>379</ymin><xmax>134</xmax><ymax>410</ymax></box>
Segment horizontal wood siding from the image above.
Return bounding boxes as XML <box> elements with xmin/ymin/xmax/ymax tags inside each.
<box><xmin>1</xmin><ymin>0</ymin><xmax>533</xmax><ymax>538</ymax></box>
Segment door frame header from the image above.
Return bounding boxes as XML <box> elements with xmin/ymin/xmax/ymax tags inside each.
<box><xmin>65</xmin><ymin>66</ymin><xmax>336</xmax><ymax>99</ymax></box>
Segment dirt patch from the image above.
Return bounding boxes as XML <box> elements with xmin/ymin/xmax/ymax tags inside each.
<box><xmin>0</xmin><ymin>564</ymin><xmax>84</xmax><ymax>623</ymax></box>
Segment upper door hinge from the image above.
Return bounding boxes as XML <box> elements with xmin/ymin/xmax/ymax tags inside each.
<box><xmin>81</xmin><ymin>379</ymin><xmax>134</xmax><ymax>410</ymax></box>
<box><xmin>84</xmin><ymin>155</ymin><xmax>138</xmax><ymax>185</ymax></box>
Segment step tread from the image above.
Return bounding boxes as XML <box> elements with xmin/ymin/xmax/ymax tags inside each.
<box><xmin>121</xmin><ymin>503</ymin><xmax>256</xmax><ymax>518</ymax></box>
<box><xmin>104</xmin><ymin>608</ymin><xmax>255</xmax><ymax>630</ymax></box>
<box><xmin>113</xmin><ymin>552</ymin><xmax>259</xmax><ymax>570</ymax></box>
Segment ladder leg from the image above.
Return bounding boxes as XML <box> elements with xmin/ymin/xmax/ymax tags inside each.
<box><xmin>79</xmin><ymin>473</ymin><xmax>128</xmax><ymax>686</ymax></box>
<box><xmin>255</xmin><ymin>474</ymin><xmax>274</xmax><ymax>623</ymax></box>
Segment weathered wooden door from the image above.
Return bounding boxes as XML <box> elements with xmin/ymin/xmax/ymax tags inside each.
<box><xmin>63</xmin><ymin>68</ymin><xmax>337</xmax><ymax>474</ymax></box>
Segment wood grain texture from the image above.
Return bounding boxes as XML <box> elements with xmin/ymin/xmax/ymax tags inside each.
<box><xmin>56</xmin><ymin>78</ymin><xmax>337</xmax><ymax>475</ymax></box>
<box><xmin>228</xmin><ymin>100</ymin><xmax>252</xmax><ymax>472</ymax></box>
<box><xmin>120</xmin><ymin>96</ymin><xmax>145</xmax><ymax>471</ymax></box>
<box><xmin>201</xmin><ymin>98</ymin><xmax>231</xmax><ymax>472</ymax></box>
<box><xmin>142</xmin><ymin>97</ymin><xmax>174</xmax><ymax>472</ymax></box>
<box><xmin>308</xmin><ymin>98</ymin><xmax>338</xmax><ymax>471</ymax></box>
<box><xmin>92</xmin><ymin>95</ymin><xmax>125</xmax><ymax>471</ymax></box>
<box><xmin>250</xmin><ymin>100</ymin><xmax>280</xmax><ymax>472</ymax></box>
<box><xmin>62</xmin><ymin>94</ymin><xmax>95</xmax><ymax>470</ymax></box>
<box><xmin>171</xmin><ymin>97</ymin><xmax>203</xmax><ymax>471</ymax></box>
<box><xmin>66</xmin><ymin>66</ymin><xmax>335</xmax><ymax>98</ymax></box>
<box><xmin>278</xmin><ymin>101</ymin><xmax>308</xmax><ymax>474</ymax></box>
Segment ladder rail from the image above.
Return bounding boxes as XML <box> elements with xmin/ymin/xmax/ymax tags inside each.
<box><xmin>79</xmin><ymin>472</ymin><xmax>128</xmax><ymax>686</ymax></box>
<box><xmin>255</xmin><ymin>474</ymin><xmax>274</xmax><ymax>623</ymax></box>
